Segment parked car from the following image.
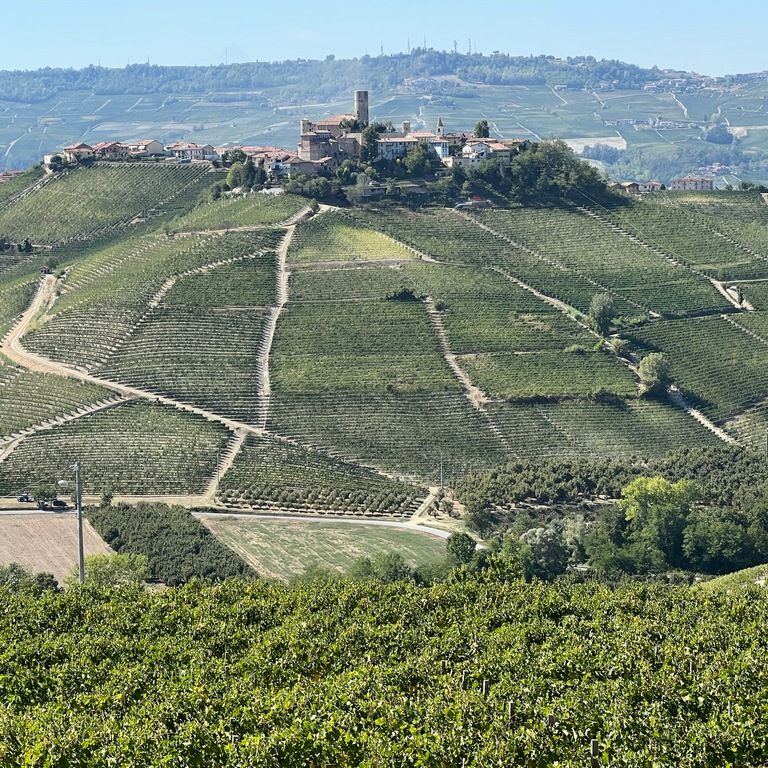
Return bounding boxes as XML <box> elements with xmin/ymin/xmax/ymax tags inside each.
<box><xmin>17</xmin><ymin>494</ymin><xmax>31</xmax><ymax>502</ymax></box>
<box><xmin>51</xmin><ymin>499</ymin><xmax>67</xmax><ymax>509</ymax></box>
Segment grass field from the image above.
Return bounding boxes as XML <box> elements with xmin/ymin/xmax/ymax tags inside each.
<box><xmin>199</xmin><ymin>515</ymin><xmax>448</xmax><ymax>581</ymax></box>
<box><xmin>0</xmin><ymin>514</ymin><xmax>111</xmax><ymax>583</ymax></box>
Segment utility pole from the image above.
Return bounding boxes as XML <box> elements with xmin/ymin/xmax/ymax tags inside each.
<box><xmin>75</xmin><ymin>462</ymin><xmax>84</xmax><ymax>585</ymax></box>
<box><xmin>59</xmin><ymin>462</ymin><xmax>85</xmax><ymax>584</ymax></box>
<box><xmin>440</xmin><ymin>452</ymin><xmax>444</xmax><ymax>489</ymax></box>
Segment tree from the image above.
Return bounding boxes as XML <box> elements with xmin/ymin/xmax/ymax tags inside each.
<box><xmin>360</xmin><ymin>126</ymin><xmax>379</xmax><ymax>163</ymax></box>
<box><xmin>638</xmin><ymin>352</ymin><xmax>671</xmax><ymax>397</ymax></box>
<box><xmin>682</xmin><ymin>508</ymin><xmax>751</xmax><ymax>574</ymax></box>
<box><xmin>404</xmin><ymin>140</ymin><xmax>439</xmax><ymax>177</ymax></box>
<box><xmin>618</xmin><ymin>476</ymin><xmax>700</xmax><ymax>569</ymax></box>
<box><xmin>65</xmin><ymin>553</ymin><xmax>151</xmax><ymax>588</ymax></box>
<box><xmin>587</xmin><ymin>292</ymin><xmax>614</xmax><ymax>336</ymax></box>
<box><xmin>0</xmin><ymin>563</ymin><xmax>59</xmax><ymax>595</ymax></box>
<box><xmin>446</xmin><ymin>532</ymin><xmax>477</xmax><ymax>565</ymax></box>
<box><xmin>225</xmin><ymin>148</ymin><xmax>247</xmax><ymax>165</ymax></box>
<box><xmin>517</xmin><ymin>527</ymin><xmax>569</xmax><ymax>579</ymax></box>
<box><xmin>226</xmin><ymin>161</ymin><xmax>245</xmax><ymax>189</ymax></box>
<box><xmin>34</xmin><ymin>484</ymin><xmax>60</xmax><ymax>509</ymax></box>
<box><xmin>474</xmin><ymin>119</ymin><xmax>490</xmax><ymax>138</ymax></box>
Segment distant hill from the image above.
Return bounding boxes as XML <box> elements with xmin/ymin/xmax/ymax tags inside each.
<box><xmin>3</xmin><ymin>52</ymin><xmax>768</xmax><ymax>182</ymax></box>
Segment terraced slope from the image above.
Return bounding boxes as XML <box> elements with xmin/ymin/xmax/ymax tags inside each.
<box><xmin>0</xmin><ymin>193</ymin><xmax>749</xmax><ymax>503</ymax></box>
<box><xmin>23</xmin><ymin>230</ymin><xmax>280</xmax><ymax>370</ymax></box>
<box><xmin>0</xmin><ymin>163</ymin><xmax>213</xmax><ymax>242</ymax></box>
<box><xmin>0</xmin><ymin>400</ymin><xmax>231</xmax><ymax>496</ymax></box>
<box><xmin>218</xmin><ymin>434</ymin><xmax>425</xmax><ymax>516</ymax></box>
<box><xmin>475</xmin><ymin>207</ymin><xmax>727</xmax><ymax>316</ymax></box>
<box><xmin>172</xmin><ymin>192</ymin><xmax>308</xmax><ymax>231</ymax></box>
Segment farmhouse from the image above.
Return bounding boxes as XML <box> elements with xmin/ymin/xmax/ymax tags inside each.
<box><xmin>166</xmin><ymin>142</ymin><xmax>217</xmax><ymax>161</ymax></box>
<box><xmin>669</xmin><ymin>176</ymin><xmax>714</xmax><ymax>191</ymax></box>
<box><xmin>127</xmin><ymin>139</ymin><xmax>166</xmax><ymax>157</ymax></box>
<box><xmin>91</xmin><ymin>141</ymin><xmax>131</xmax><ymax>160</ymax></box>
<box><xmin>62</xmin><ymin>142</ymin><xmax>94</xmax><ymax>162</ymax></box>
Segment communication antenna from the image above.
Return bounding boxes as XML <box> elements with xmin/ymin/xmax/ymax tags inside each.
<box><xmin>453</xmin><ymin>40</ymin><xmax>458</xmax><ymax>54</ymax></box>
<box><xmin>468</xmin><ymin>39</ymin><xmax>472</xmax><ymax>55</ymax></box>
<box><xmin>407</xmin><ymin>37</ymin><xmax>411</xmax><ymax>54</ymax></box>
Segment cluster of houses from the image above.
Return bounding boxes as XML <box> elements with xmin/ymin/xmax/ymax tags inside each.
<box><xmin>294</xmin><ymin>90</ymin><xmax>527</xmax><ymax>174</ymax></box>
<box><xmin>44</xmin><ymin>90</ymin><xmax>528</xmax><ymax>181</ymax></box>
<box><xmin>609</xmin><ymin>176</ymin><xmax>715</xmax><ymax>195</ymax></box>
<box><xmin>44</xmin><ymin>138</ymin><xmax>218</xmax><ymax>166</ymax></box>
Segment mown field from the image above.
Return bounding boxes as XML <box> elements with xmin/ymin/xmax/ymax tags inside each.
<box><xmin>199</xmin><ymin>515</ymin><xmax>447</xmax><ymax>581</ymax></box>
<box><xmin>2</xmin><ymin>166</ymin><xmax>768</xmax><ymax>514</ymax></box>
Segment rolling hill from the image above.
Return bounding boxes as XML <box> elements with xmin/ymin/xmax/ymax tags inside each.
<box><xmin>1</xmin><ymin>163</ymin><xmax>768</xmax><ymax>517</ymax></box>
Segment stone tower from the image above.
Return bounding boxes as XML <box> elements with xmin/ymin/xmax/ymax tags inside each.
<box><xmin>436</xmin><ymin>116</ymin><xmax>444</xmax><ymax>137</ymax></box>
<box><xmin>354</xmin><ymin>90</ymin><xmax>369</xmax><ymax>125</ymax></box>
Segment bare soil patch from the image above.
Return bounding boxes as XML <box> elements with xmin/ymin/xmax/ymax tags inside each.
<box><xmin>0</xmin><ymin>514</ymin><xmax>112</xmax><ymax>582</ymax></box>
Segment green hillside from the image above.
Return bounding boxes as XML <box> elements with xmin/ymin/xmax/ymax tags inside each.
<box><xmin>5</xmin><ymin>166</ymin><xmax>768</xmax><ymax>518</ymax></box>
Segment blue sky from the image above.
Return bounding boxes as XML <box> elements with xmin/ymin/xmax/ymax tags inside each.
<box><xmin>0</xmin><ymin>0</ymin><xmax>763</xmax><ymax>76</ymax></box>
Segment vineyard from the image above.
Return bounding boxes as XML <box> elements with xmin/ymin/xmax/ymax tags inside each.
<box><xmin>1</xmin><ymin>576</ymin><xmax>767</xmax><ymax>765</ymax></box>
<box><xmin>589</xmin><ymin>196</ymin><xmax>768</xmax><ymax>281</ymax></box>
<box><xmin>475</xmin><ymin>207</ymin><xmax>727</xmax><ymax>316</ymax></box>
<box><xmin>0</xmin><ymin>163</ymin><xmax>212</xmax><ymax>242</ymax></box>
<box><xmin>286</xmin><ymin>209</ymin><xmax>417</xmax><ymax>264</ymax></box>
<box><xmin>3</xmin><ymin>174</ymin><xmax>768</xmax><ymax>515</ymax></box>
<box><xmin>218</xmin><ymin>434</ymin><xmax>425</xmax><ymax>515</ymax></box>
<box><xmin>170</xmin><ymin>192</ymin><xmax>308</xmax><ymax>231</ymax></box>
<box><xmin>0</xmin><ymin>401</ymin><xmax>231</xmax><ymax>496</ymax></box>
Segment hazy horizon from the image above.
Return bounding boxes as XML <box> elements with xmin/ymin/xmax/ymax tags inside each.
<box><xmin>0</xmin><ymin>0</ymin><xmax>764</xmax><ymax>79</ymax></box>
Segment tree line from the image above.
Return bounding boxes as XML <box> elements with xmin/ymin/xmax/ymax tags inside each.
<box><xmin>0</xmin><ymin>52</ymin><xmax>666</xmax><ymax>104</ymax></box>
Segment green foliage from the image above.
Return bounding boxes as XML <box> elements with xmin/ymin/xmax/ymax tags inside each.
<box><xmin>403</xmin><ymin>140</ymin><xmax>441</xmax><ymax>177</ymax></box>
<box><xmin>0</xmin><ymin>577</ymin><xmax>765</xmax><ymax>762</ymax></box>
<box><xmin>618</xmin><ymin>476</ymin><xmax>701</xmax><ymax>569</ymax></box>
<box><xmin>638</xmin><ymin>352</ymin><xmax>672</xmax><ymax>397</ymax></box>
<box><xmin>446</xmin><ymin>532</ymin><xmax>477</xmax><ymax>565</ymax></box>
<box><xmin>66</xmin><ymin>553</ymin><xmax>151</xmax><ymax>588</ymax></box>
<box><xmin>456</xmin><ymin>445</ymin><xmax>768</xmax><ymax>511</ymax></box>
<box><xmin>360</xmin><ymin>125</ymin><xmax>379</xmax><ymax>163</ymax></box>
<box><xmin>87</xmin><ymin>503</ymin><xmax>257</xmax><ymax>586</ymax></box>
<box><xmin>588</xmin><ymin>292</ymin><xmax>614</xmax><ymax>336</ymax></box>
<box><xmin>474</xmin><ymin>119</ymin><xmax>490</xmax><ymax>138</ymax></box>
<box><xmin>0</xmin><ymin>563</ymin><xmax>58</xmax><ymax>595</ymax></box>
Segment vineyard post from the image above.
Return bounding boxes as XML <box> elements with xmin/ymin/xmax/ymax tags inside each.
<box><xmin>590</xmin><ymin>738</ymin><xmax>599</xmax><ymax>767</ymax></box>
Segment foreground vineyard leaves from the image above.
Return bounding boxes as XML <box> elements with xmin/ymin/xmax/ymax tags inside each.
<box><xmin>0</xmin><ymin>577</ymin><xmax>766</xmax><ymax>766</ymax></box>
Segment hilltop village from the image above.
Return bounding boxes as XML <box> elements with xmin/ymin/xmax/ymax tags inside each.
<box><xmin>26</xmin><ymin>90</ymin><xmax>710</xmax><ymax>194</ymax></box>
